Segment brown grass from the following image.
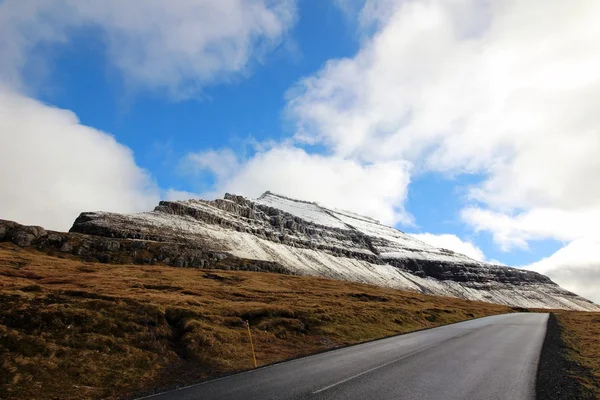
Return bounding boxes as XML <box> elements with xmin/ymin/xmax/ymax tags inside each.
<box><xmin>555</xmin><ymin>311</ymin><xmax>600</xmax><ymax>398</ymax></box>
<box><xmin>0</xmin><ymin>243</ymin><xmax>517</xmax><ymax>399</ymax></box>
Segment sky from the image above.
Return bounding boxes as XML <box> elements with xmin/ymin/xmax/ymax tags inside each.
<box><xmin>0</xmin><ymin>0</ymin><xmax>598</xmax><ymax>303</ymax></box>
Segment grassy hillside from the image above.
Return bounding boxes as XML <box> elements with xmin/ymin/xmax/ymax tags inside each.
<box><xmin>0</xmin><ymin>243</ymin><xmax>518</xmax><ymax>399</ymax></box>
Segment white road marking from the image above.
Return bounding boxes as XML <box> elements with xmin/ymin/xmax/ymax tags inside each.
<box><xmin>312</xmin><ymin>344</ymin><xmax>437</xmax><ymax>394</ymax></box>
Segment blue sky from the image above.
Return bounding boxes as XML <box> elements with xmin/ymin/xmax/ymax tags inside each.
<box><xmin>1</xmin><ymin>0</ymin><xmax>599</xmax><ymax>301</ymax></box>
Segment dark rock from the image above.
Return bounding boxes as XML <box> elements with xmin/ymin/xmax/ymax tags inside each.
<box><xmin>47</xmin><ymin>233</ymin><xmax>63</xmax><ymax>245</ymax></box>
<box><xmin>60</xmin><ymin>242</ymin><xmax>73</xmax><ymax>253</ymax></box>
<box><xmin>11</xmin><ymin>230</ymin><xmax>35</xmax><ymax>247</ymax></box>
<box><xmin>384</xmin><ymin>257</ymin><xmax>554</xmax><ymax>286</ymax></box>
<box><xmin>0</xmin><ymin>222</ymin><xmax>48</xmax><ymax>247</ymax></box>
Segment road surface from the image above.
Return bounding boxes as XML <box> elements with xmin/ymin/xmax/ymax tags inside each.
<box><xmin>142</xmin><ymin>313</ymin><xmax>548</xmax><ymax>400</ymax></box>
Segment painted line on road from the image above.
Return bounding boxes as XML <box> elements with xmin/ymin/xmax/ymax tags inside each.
<box><xmin>312</xmin><ymin>343</ymin><xmax>437</xmax><ymax>394</ymax></box>
<box><xmin>312</xmin><ymin>329</ymin><xmax>478</xmax><ymax>395</ymax></box>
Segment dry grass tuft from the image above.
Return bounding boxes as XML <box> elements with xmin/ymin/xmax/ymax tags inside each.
<box><xmin>555</xmin><ymin>311</ymin><xmax>600</xmax><ymax>398</ymax></box>
<box><xmin>0</xmin><ymin>243</ymin><xmax>515</xmax><ymax>399</ymax></box>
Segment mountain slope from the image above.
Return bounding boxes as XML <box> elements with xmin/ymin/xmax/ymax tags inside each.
<box><xmin>0</xmin><ymin>243</ymin><xmax>517</xmax><ymax>400</ymax></box>
<box><xmin>61</xmin><ymin>191</ymin><xmax>598</xmax><ymax>311</ymax></box>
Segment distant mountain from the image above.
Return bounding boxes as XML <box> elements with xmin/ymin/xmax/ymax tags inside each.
<box><xmin>2</xmin><ymin>191</ymin><xmax>598</xmax><ymax>311</ymax></box>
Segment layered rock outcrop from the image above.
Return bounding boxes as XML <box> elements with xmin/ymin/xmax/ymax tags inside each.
<box><xmin>0</xmin><ymin>219</ymin><xmax>289</xmax><ymax>274</ymax></box>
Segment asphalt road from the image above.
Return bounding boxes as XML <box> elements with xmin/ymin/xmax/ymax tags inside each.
<box><xmin>142</xmin><ymin>313</ymin><xmax>548</xmax><ymax>400</ymax></box>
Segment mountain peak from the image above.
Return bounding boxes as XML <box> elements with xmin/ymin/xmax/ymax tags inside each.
<box><xmin>256</xmin><ymin>191</ymin><xmax>381</xmax><ymax>226</ymax></box>
<box><xmin>5</xmin><ymin>191</ymin><xmax>588</xmax><ymax>310</ymax></box>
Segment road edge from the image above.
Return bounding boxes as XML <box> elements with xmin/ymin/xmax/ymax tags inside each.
<box><xmin>536</xmin><ymin>312</ymin><xmax>595</xmax><ymax>400</ymax></box>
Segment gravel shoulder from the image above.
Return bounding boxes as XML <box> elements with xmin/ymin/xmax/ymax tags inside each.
<box><xmin>537</xmin><ymin>312</ymin><xmax>599</xmax><ymax>399</ymax></box>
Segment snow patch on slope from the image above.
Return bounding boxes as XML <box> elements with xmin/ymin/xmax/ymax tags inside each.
<box><xmin>256</xmin><ymin>192</ymin><xmax>349</xmax><ymax>229</ymax></box>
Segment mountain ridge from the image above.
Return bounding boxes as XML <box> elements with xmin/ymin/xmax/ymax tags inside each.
<box><xmin>1</xmin><ymin>191</ymin><xmax>597</xmax><ymax>311</ymax></box>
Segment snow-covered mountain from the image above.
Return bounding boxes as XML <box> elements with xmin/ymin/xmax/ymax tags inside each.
<box><xmin>63</xmin><ymin>191</ymin><xmax>599</xmax><ymax>311</ymax></box>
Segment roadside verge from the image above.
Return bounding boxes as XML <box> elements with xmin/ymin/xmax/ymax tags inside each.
<box><xmin>537</xmin><ymin>312</ymin><xmax>598</xmax><ymax>399</ymax></box>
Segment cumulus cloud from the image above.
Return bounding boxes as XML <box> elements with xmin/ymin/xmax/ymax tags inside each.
<box><xmin>183</xmin><ymin>149</ymin><xmax>240</xmax><ymax>180</ymax></box>
<box><xmin>182</xmin><ymin>146</ymin><xmax>412</xmax><ymax>225</ymax></box>
<box><xmin>525</xmin><ymin>237</ymin><xmax>600</xmax><ymax>304</ymax></box>
<box><xmin>0</xmin><ymin>87</ymin><xmax>159</xmax><ymax>231</ymax></box>
<box><xmin>163</xmin><ymin>189</ymin><xmax>203</xmax><ymax>202</ymax></box>
<box><xmin>461</xmin><ymin>207</ymin><xmax>600</xmax><ymax>251</ymax></box>
<box><xmin>410</xmin><ymin>233</ymin><xmax>486</xmax><ymax>262</ymax></box>
<box><xmin>0</xmin><ymin>0</ymin><xmax>296</xmax><ymax>96</ymax></box>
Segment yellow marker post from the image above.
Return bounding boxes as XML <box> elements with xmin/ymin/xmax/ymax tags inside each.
<box><xmin>245</xmin><ymin>320</ymin><xmax>258</xmax><ymax>368</ymax></box>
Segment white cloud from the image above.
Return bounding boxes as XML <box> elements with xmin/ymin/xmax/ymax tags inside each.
<box><xmin>525</xmin><ymin>237</ymin><xmax>600</xmax><ymax>304</ymax></box>
<box><xmin>163</xmin><ymin>189</ymin><xmax>203</xmax><ymax>202</ymax></box>
<box><xmin>183</xmin><ymin>146</ymin><xmax>412</xmax><ymax>225</ymax></box>
<box><xmin>410</xmin><ymin>233</ymin><xmax>486</xmax><ymax>262</ymax></box>
<box><xmin>0</xmin><ymin>0</ymin><xmax>296</xmax><ymax>97</ymax></box>
<box><xmin>462</xmin><ymin>207</ymin><xmax>600</xmax><ymax>251</ymax></box>
<box><xmin>182</xmin><ymin>149</ymin><xmax>240</xmax><ymax>180</ymax></box>
<box><xmin>0</xmin><ymin>87</ymin><xmax>159</xmax><ymax>231</ymax></box>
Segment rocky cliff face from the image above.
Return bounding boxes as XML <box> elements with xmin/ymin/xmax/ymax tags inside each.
<box><xmin>0</xmin><ymin>219</ymin><xmax>289</xmax><ymax>274</ymax></box>
<box><xmin>2</xmin><ymin>192</ymin><xmax>597</xmax><ymax>311</ymax></box>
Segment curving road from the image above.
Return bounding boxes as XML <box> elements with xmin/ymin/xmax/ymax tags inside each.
<box><xmin>141</xmin><ymin>313</ymin><xmax>548</xmax><ymax>400</ymax></box>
